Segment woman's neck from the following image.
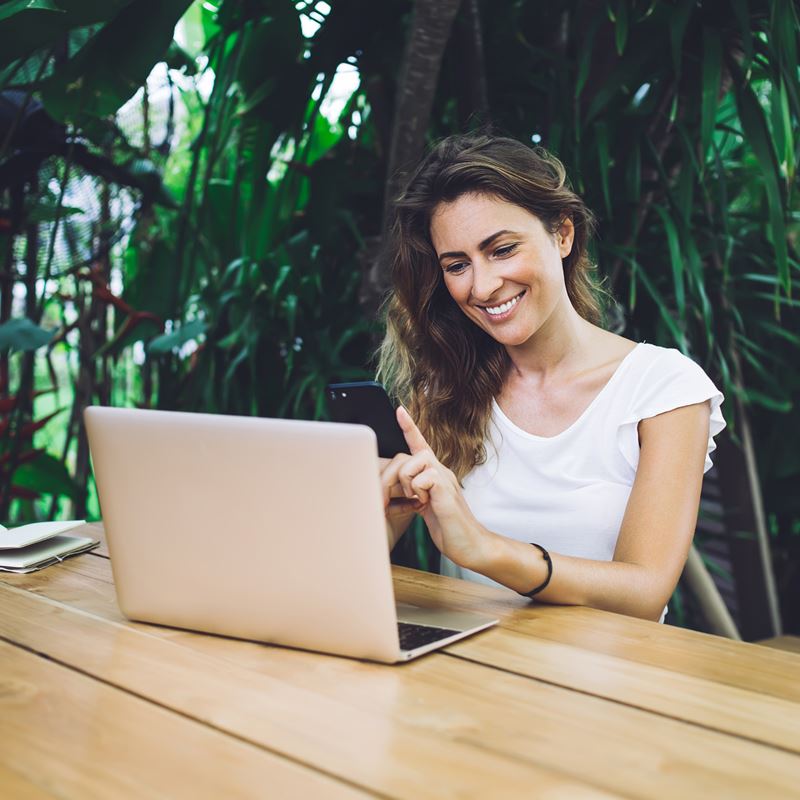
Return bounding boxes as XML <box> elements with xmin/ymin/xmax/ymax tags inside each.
<box><xmin>504</xmin><ymin>297</ymin><xmax>594</xmax><ymax>384</ymax></box>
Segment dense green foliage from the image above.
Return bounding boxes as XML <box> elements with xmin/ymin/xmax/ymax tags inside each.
<box><xmin>0</xmin><ymin>0</ymin><xmax>797</xmax><ymax>629</ymax></box>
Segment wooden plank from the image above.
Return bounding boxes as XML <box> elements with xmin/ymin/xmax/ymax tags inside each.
<box><xmin>83</xmin><ymin>521</ymin><xmax>798</xmax><ymax>698</ymax></box>
<box><xmin>391</xmin><ymin>567</ymin><xmax>800</xmax><ymax>703</ymax></box>
<box><xmin>446</xmin><ymin>627</ymin><xmax>800</xmax><ymax>753</ymax></box>
<box><xmin>0</xmin><ymin>588</ymin><xmax>612</xmax><ymax>800</ymax></box>
<box><xmin>7</xmin><ymin>554</ymin><xmax>800</xmax><ymax>752</ymax></box>
<box><xmin>0</xmin><ymin>641</ymin><xmax>369</xmax><ymax>800</ymax></box>
<box><xmin>758</xmin><ymin>636</ymin><xmax>800</xmax><ymax>655</ymax></box>
<box><xmin>0</xmin><ymin>762</ymin><xmax>58</xmax><ymax>800</ymax></box>
<box><xmin>1</xmin><ymin>579</ymin><xmax>799</xmax><ymax>799</ymax></box>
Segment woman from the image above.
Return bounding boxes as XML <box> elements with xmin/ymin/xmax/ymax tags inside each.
<box><xmin>376</xmin><ymin>133</ymin><xmax>725</xmax><ymax>622</ymax></box>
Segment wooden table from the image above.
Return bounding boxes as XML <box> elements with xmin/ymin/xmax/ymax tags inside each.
<box><xmin>1</xmin><ymin>523</ymin><xmax>799</xmax><ymax>799</ymax></box>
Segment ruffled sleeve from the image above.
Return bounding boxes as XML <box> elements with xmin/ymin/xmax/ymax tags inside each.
<box><xmin>617</xmin><ymin>348</ymin><xmax>726</xmax><ymax>474</ymax></box>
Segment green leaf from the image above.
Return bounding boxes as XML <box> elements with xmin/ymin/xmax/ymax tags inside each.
<box><xmin>0</xmin><ymin>0</ymin><xmax>62</xmax><ymax>23</ymax></box>
<box><xmin>175</xmin><ymin>0</ymin><xmax>218</xmax><ymax>59</ymax></box>
<box><xmin>729</xmin><ymin>0</ymin><xmax>752</xmax><ymax>69</ymax></box>
<box><xmin>0</xmin><ymin>318</ymin><xmax>55</xmax><ymax>352</ymax></box>
<box><xmin>272</xmin><ymin>264</ymin><xmax>293</xmax><ymax>301</ymax></box>
<box><xmin>628</xmin><ymin>258</ymin><xmax>637</xmax><ymax>309</ymax></box>
<box><xmin>26</xmin><ymin>203</ymin><xmax>83</xmax><ymax>223</ymax></box>
<box><xmin>164</xmin><ymin>39</ymin><xmax>197</xmax><ymax>73</ymax></box>
<box><xmin>634</xmin><ymin>262</ymin><xmax>686</xmax><ymax>350</ymax></box>
<box><xmin>775</xmin><ymin>77</ymin><xmax>795</xmax><ymax>184</ymax></box>
<box><xmin>732</xmin><ymin>67</ymin><xmax>789</xmax><ymax>295</ymax></box>
<box><xmin>585</xmin><ymin>47</ymin><xmax>651</xmax><ymax>123</ymax></box>
<box><xmin>0</xmin><ymin>0</ymin><xmax>134</xmax><ymax>69</ymax></box>
<box><xmin>700</xmin><ymin>27</ymin><xmax>722</xmax><ymax>161</ymax></box>
<box><xmin>284</xmin><ymin>293</ymin><xmax>298</xmax><ymax>339</ymax></box>
<box><xmin>614</xmin><ymin>0</ymin><xmax>628</xmax><ymax>55</ymax></box>
<box><xmin>148</xmin><ymin>318</ymin><xmax>207</xmax><ymax>355</ymax></box>
<box><xmin>669</xmin><ymin>0</ymin><xmax>694</xmax><ymax>75</ymax></box>
<box><xmin>234</xmin><ymin>7</ymin><xmax>303</xmax><ymax>115</ymax></box>
<box><xmin>757</xmin><ymin>320</ymin><xmax>800</xmax><ymax>348</ymax></box>
<box><xmin>40</xmin><ymin>0</ymin><xmax>193</xmax><ymax>122</ymax></box>
<box><xmin>653</xmin><ymin>206</ymin><xmax>685</xmax><ymax>321</ymax></box>
<box><xmin>772</xmin><ymin>0</ymin><xmax>798</xmax><ymax>83</ymax></box>
<box><xmin>676</xmin><ymin>221</ymin><xmax>713</xmax><ymax>348</ymax></box>
<box><xmin>574</xmin><ymin>9</ymin><xmax>602</xmax><ymax>99</ymax></box>
<box><xmin>122</xmin><ymin>235</ymin><xmax>181</xmax><ymax>324</ymax></box>
<box><xmin>743</xmin><ymin>388</ymin><xmax>792</xmax><ymax>413</ymax></box>
<box><xmin>223</xmin><ymin>344</ymin><xmax>250</xmax><ymax>385</ymax></box>
<box><xmin>594</xmin><ymin>122</ymin><xmax>612</xmax><ymax>218</ymax></box>
<box><xmin>625</xmin><ymin>137</ymin><xmax>641</xmax><ymax>203</ymax></box>
<box><xmin>11</xmin><ymin>451</ymin><xmax>79</xmax><ymax>500</ymax></box>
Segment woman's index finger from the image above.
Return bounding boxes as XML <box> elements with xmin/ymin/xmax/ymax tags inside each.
<box><xmin>396</xmin><ymin>406</ymin><xmax>429</xmax><ymax>454</ymax></box>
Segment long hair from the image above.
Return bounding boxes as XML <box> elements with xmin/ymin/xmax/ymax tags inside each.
<box><xmin>376</xmin><ymin>133</ymin><xmax>602</xmax><ymax>480</ymax></box>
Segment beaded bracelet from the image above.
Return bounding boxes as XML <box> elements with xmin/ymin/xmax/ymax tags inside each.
<box><xmin>518</xmin><ymin>542</ymin><xmax>553</xmax><ymax>597</ymax></box>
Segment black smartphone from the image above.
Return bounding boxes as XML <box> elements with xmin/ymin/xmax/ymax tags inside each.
<box><xmin>327</xmin><ymin>381</ymin><xmax>411</xmax><ymax>459</ymax></box>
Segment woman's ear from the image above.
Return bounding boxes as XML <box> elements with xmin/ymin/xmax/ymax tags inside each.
<box><xmin>557</xmin><ymin>217</ymin><xmax>575</xmax><ymax>258</ymax></box>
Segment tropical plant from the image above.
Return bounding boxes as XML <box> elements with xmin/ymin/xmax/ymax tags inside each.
<box><xmin>0</xmin><ymin>0</ymin><xmax>797</xmax><ymax>636</ymax></box>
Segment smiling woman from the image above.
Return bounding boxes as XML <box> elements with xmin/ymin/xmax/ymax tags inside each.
<box><xmin>433</xmin><ymin>195</ymin><xmax>575</xmax><ymax>346</ymax></box>
<box><xmin>376</xmin><ymin>134</ymin><xmax>725</xmax><ymax>623</ymax></box>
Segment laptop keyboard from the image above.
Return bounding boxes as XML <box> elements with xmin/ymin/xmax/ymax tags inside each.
<box><xmin>398</xmin><ymin>621</ymin><xmax>461</xmax><ymax>651</ymax></box>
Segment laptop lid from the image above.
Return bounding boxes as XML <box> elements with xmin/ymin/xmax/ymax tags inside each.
<box><xmin>85</xmin><ymin>406</ymin><xmax>403</xmax><ymax>662</ymax></box>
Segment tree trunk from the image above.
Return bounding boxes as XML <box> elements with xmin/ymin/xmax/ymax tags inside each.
<box><xmin>361</xmin><ymin>0</ymin><xmax>464</xmax><ymax>315</ymax></box>
<box><xmin>453</xmin><ymin>0</ymin><xmax>489</xmax><ymax>129</ymax></box>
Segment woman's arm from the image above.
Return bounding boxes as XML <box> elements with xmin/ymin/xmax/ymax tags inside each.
<box><xmin>380</xmin><ymin>456</ymin><xmax>418</xmax><ymax>550</ymax></box>
<box><xmin>386</xmin><ymin>511</ymin><xmax>415</xmax><ymax>550</ymax></box>
<box><xmin>470</xmin><ymin>401</ymin><xmax>712</xmax><ymax>620</ymax></box>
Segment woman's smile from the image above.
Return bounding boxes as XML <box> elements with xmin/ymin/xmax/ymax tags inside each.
<box><xmin>477</xmin><ymin>289</ymin><xmax>526</xmax><ymax>321</ymax></box>
<box><xmin>430</xmin><ymin>192</ymin><xmax>574</xmax><ymax>350</ymax></box>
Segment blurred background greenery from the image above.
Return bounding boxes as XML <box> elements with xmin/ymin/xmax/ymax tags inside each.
<box><xmin>0</xmin><ymin>0</ymin><xmax>797</xmax><ymax>638</ymax></box>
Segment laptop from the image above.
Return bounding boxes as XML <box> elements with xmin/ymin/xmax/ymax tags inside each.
<box><xmin>84</xmin><ymin>406</ymin><xmax>498</xmax><ymax>663</ymax></box>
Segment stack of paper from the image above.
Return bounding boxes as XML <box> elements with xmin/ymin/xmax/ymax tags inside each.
<box><xmin>0</xmin><ymin>521</ymin><xmax>99</xmax><ymax>573</ymax></box>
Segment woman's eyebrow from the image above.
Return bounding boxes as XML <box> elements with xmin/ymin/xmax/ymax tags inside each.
<box><xmin>437</xmin><ymin>229</ymin><xmax>520</xmax><ymax>261</ymax></box>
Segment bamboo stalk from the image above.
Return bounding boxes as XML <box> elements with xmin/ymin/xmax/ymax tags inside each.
<box><xmin>683</xmin><ymin>545</ymin><xmax>741</xmax><ymax>639</ymax></box>
<box><xmin>729</xmin><ymin>347</ymin><xmax>783</xmax><ymax>636</ymax></box>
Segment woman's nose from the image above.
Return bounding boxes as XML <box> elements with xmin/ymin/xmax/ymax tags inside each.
<box><xmin>470</xmin><ymin>263</ymin><xmax>503</xmax><ymax>303</ymax></box>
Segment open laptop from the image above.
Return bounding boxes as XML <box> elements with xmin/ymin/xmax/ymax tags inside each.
<box><xmin>84</xmin><ymin>406</ymin><xmax>497</xmax><ymax>663</ymax></box>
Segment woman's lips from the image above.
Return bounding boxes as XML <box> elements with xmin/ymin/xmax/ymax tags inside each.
<box><xmin>477</xmin><ymin>290</ymin><xmax>526</xmax><ymax>322</ymax></box>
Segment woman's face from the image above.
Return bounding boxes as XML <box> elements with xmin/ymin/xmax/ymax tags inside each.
<box><xmin>429</xmin><ymin>192</ymin><xmax>574</xmax><ymax>349</ymax></box>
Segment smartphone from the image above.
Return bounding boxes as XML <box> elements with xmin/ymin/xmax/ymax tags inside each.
<box><xmin>327</xmin><ymin>381</ymin><xmax>411</xmax><ymax>459</ymax></box>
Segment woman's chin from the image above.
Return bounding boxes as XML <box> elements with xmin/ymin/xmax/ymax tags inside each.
<box><xmin>482</xmin><ymin>320</ymin><xmax>541</xmax><ymax>348</ymax></box>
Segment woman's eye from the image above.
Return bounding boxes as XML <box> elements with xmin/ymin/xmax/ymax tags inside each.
<box><xmin>445</xmin><ymin>262</ymin><xmax>468</xmax><ymax>274</ymax></box>
<box><xmin>495</xmin><ymin>243</ymin><xmax>518</xmax><ymax>257</ymax></box>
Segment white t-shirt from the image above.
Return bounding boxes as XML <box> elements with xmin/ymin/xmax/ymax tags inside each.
<box><xmin>440</xmin><ymin>342</ymin><xmax>726</xmax><ymax>622</ymax></box>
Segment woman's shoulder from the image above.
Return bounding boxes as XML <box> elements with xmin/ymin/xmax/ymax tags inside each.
<box><xmin>586</xmin><ymin>329</ymin><xmax>712</xmax><ymax>386</ymax></box>
<box><xmin>582</xmin><ymin>328</ymin><xmax>638</xmax><ymax>376</ymax></box>
<box><xmin>617</xmin><ymin>340</ymin><xmax>723</xmax><ymax>422</ymax></box>
<box><xmin>612</xmin><ymin>341</ymin><xmax>726</xmax><ymax>474</ymax></box>
<box><xmin>627</xmin><ymin>341</ymin><xmax>711</xmax><ymax>380</ymax></box>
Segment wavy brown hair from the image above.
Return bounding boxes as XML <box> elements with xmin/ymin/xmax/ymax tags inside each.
<box><xmin>377</xmin><ymin>133</ymin><xmax>603</xmax><ymax>480</ymax></box>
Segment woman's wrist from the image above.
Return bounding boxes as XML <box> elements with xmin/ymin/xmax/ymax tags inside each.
<box><xmin>457</xmin><ymin>522</ymin><xmax>502</xmax><ymax>573</ymax></box>
<box><xmin>463</xmin><ymin>528</ymin><xmax>550</xmax><ymax>594</ymax></box>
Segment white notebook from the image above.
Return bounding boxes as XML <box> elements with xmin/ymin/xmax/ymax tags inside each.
<box><xmin>0</xmin><ymin>521</ymin><xmax>99</xmax><ymax>573</ymax></box>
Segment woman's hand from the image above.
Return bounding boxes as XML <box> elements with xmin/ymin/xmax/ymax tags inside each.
<box><xmin>379</xmin><ymin>407</ymin><xmax>490</xmax><ymax>569</ymax></box>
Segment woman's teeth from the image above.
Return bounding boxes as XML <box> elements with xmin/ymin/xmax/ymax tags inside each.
<box><xmin>484</xmin><ymin>292</ymin><xmax>522</xmax><ymax>316</ymax></box>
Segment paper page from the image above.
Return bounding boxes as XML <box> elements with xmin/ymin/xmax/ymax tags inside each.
<box><xmin>0</xmin><ymin>520</ymin><xmax>87</xmax><ymax>550</ymax></box>
<box><xmin>0</xmin><ymin>535</ymin><xmax>98</xmax><ymax>570</ymax></box>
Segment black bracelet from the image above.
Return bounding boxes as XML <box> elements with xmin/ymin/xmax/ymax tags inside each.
<box><xmin>518</xmin><ymin>543</ymin><xmax>553</xmax><ymax>597</ymax></box>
